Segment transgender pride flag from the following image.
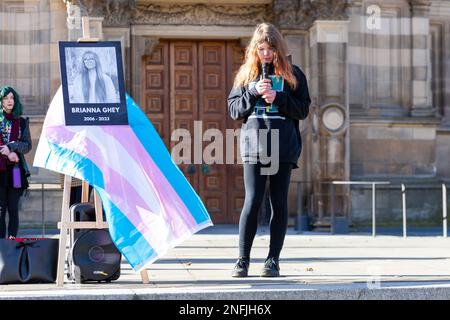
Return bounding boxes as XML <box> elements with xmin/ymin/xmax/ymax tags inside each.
<box><xmin>34</xmin><ymin>87</ymin><xmax>212</xmax><ymax>271</ymax></box>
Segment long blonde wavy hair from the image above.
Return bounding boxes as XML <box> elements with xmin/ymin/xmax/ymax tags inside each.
<box><xmin>233</xmin><ymin>23</ymin><xmax>297</xmax><ymax>89</ymax></box>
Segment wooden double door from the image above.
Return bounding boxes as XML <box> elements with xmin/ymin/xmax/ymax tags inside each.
<box><xmin>141</xmin><ymin>40</ymin><xmax>244</xmax><ymax>224</ymax></box>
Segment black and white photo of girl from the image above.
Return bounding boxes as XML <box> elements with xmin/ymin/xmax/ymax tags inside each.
<box><xmin>65</xmin><ymin>47</ymin><xmax>119</xmax><ymax>104</ymax></box>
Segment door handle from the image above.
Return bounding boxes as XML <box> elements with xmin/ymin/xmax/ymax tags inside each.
<box><xmin>186</xmin><ymin>164</ymin><xmax>196</xmax><ymax>174</ymax></box>
<box><xmin>201</xmin><ymin>164</ymin><xmax>210</xmax><ymax>174</ymax></box>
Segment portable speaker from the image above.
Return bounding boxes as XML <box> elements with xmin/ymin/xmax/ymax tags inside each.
<box><xmin>67</xmin><ymin>203</ymin><xmax>121</xmax><ymax>283</ymax></box>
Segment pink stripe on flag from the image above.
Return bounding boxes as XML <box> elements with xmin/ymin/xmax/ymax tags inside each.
<box><xmin>100</xmin><ymin>126</ymin><xmax>198</xmax><ymax>230</ymax></box>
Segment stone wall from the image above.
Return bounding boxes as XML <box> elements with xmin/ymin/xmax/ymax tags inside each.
<box><xmin>350</xmin><ymin>184</ymin><xmax>446</xmax><ymax>228</ymax></box>
<box><xmin>0</xmin><ymin>0</ymin><xmax>67</xmax><ymax>180</ymax></box>
<box><xmin>350</xmin><ymin>120</ymin><xmax>439</xmax><ymax>178</ymax></box>
<box><xmin>342</xmin><ymin>0</ymin><xmax>450</xmax><ymax>227</ymax></box>
<box><xmin>0</xmin><ymin>0</ymin><xmax>66</xmax><ymax>115</ymax></box>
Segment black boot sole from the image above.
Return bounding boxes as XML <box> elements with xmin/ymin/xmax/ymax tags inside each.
<box><xmin>260</xmin><ymin>269</ymin><xmax>280</xmax><ymax>277</ymax></box>
<box><xmin>231</xmin><ymin>270</ymin><xmax>248</xmax><ymax>277</ymax></box>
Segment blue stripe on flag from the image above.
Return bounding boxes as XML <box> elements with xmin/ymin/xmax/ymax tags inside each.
<box><xmin>125</xmin><ymin>94</ymin><xmax>211</xmax><ymax>225</ymax></box>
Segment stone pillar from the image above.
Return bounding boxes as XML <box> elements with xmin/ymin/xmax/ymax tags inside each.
<box><xmin>309</xmin><ymin>20</ymin><xmax>350</xmax><ymax>231</ymax></box>
<box><xmin>283</xmin><ymin>31</ymin><xmax>311</xmax><ymax>227</ymax></box>
<box><xmin>430</xmin><ymin>0</ymin><xmax>450</xmax><ymax>180</ymax></box>
<box><xmin>429</xmin><ymin>1</ymin><xmax>450</xmax><ymax>126</ymax></box>
<box><xmin>410</xmin><ymin>0</ymin><xmax>435</xmax><ymax>117</ymax></box>
<box><xmin>131</xmin><ymin>36</ymin><xmax>159</xmax><ymax>106</ymax></box>
<box><xmin>444</xmin><ymin>20</ymin><xmax>450</xmax><ymax>125</ymax></box>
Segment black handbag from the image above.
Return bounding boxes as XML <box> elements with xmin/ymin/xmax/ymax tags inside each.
<box><xmin>0</xmin><ymin>238</ymin><xmax>59</xmax><ymax>284</ymax></box>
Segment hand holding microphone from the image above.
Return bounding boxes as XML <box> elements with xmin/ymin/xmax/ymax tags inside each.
<box><xmin>255</xmin><ymin>79</ymin><xmax>272</xmax><ymax>95</ymax></box>
<box><xmin>255</xmin><ymin>63</ymin><xmax>272</xmax><ymax>95</ymax></box>
<box><xmin>259</xmin><ymin>63</ymin><xmax>276</xmax><ymax>104</ymax></box>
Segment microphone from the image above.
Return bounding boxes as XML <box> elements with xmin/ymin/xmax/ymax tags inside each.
<box><xmin>262</xmin><ymin>63</ymin><xmax>272</xmax><ymax>87</ymax></box>
<box><xmin>262</xmin><ymin>63</ymin><xmax>269</xmax><ymax>80</ymax></box>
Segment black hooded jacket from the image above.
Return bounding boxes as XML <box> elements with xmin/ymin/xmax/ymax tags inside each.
<box><xmin>227</xmin><ymin>64</ymin><xmax>311</xmax><ymax>167</ymax></box>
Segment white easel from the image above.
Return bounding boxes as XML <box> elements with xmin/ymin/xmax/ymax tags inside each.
<box><xmin>56</xmin><ymin>17</ymin><xmax>149</xmax><ymax>287</ymax></box>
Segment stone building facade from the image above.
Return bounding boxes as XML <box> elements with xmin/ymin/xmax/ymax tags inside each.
<box><xmin>1</xmin><ymin>0</ymin><xmax>449</xmax><ymax>229</ymax></box>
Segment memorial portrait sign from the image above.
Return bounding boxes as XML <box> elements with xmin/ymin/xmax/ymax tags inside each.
<box><xmin>59</xmin><ymin>41</ymin><xmax>128</xmax><ymax>125</ymax></box>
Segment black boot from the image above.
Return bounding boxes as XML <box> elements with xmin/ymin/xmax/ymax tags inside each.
<box><xmin>231</xmin><ymin>257</ymin><xmax>250</xmax><ymax>277</ymax></box>
<box><xmin>261</xmin><ymin>257</ymin><xmax>280</xmax><ymax>277</ymax></box>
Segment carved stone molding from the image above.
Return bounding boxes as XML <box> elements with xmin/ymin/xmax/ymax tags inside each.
<box><xmin>132</xmin><ymin>3</ymin><xmax>271</xmax><ymax>26</ymax></box>
<box><xmin>63</xmin><ymin>0</ymin><xmax>356</xmax><ymax>30</ymax></box>
<box><xmin>63</xmin><ymin>1</ymin><xmax>272</xmax><ymax>27</ymax></box>
<box><xmin>64</xmin><ymin>0</ymin><xmax>136</xmax><ymax>26</ymax></box>
<box><xmin>273</xmin><ymin>0</ymin><xmax>351</xmax><ymax>30</ymax></box>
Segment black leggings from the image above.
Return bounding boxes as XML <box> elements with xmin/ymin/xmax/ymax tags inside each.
<box><xmin>238</xmin><ymin>163</ymin><xmax>293</xmax><ymax>260</ymax></box>
<box><xmin>0</xmin><ymin>187</ymin><xmax>23</xmax><ymax>238</ymax></box>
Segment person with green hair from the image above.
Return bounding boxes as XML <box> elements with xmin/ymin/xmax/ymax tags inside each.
<box><xmin>0</xmin><ymin>86</ymin><xmax>31</xmax><ymax>239</ymax></box>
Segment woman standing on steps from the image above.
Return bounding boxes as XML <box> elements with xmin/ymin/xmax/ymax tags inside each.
<box><xmin>227</xmin><ymin>23</ymin><xmax>310</xmax><ymax>277</ymax></box>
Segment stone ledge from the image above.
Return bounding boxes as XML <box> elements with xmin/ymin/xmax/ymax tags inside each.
<box><xmin>3</xmin><ymin>284</ymin><xmax>450</xmax><ymax>300</ymax></box>
<box><xmin>350</xmin><ymin>117</ymin><xmax>441</xmax><ymax>126</ymax></box>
